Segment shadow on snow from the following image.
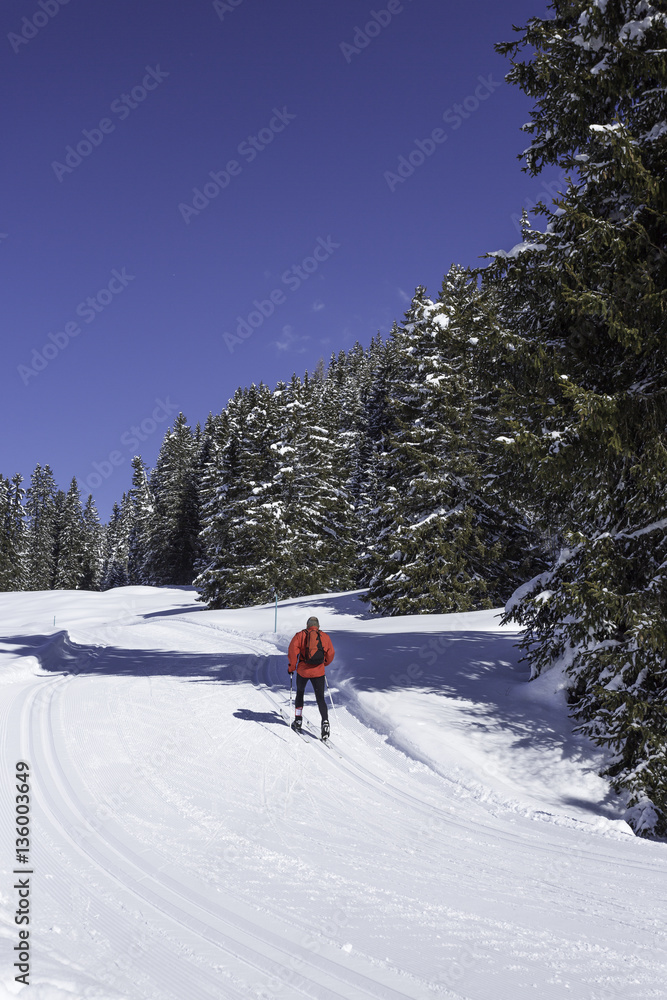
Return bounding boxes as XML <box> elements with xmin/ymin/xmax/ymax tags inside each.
<box><xmin>0</xmin><ymin>606</ymin><xmax>622</xmax><ymax>821</ymax></box>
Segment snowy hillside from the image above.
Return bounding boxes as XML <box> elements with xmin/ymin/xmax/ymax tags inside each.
<box><xmin>1</xmin><ymin>587</ymin><xmax>665</xmax><ymax>999</ymax></box>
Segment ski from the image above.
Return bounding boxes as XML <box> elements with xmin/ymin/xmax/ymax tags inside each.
<box><xmin>319</xmin><ymin>736</ymin><xmax>343</xmax><ymax>758</ymax></box>
<box><xmin>303</xmin><ymin>720</ymin><xmax>343</xmax><ymax>758</ymax></box>
<box><xmin>279</xmin><ymin>709</ymin><xmax>309</xmax><ymax>740</ymax></box>
<box><xmin>280</xmin><ymin>709</ymin><xmax>342</xmax><ymax>755</ymax></box>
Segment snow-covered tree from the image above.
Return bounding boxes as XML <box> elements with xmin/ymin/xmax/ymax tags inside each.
<box><xmin>350</xmin><ymin>332</ymin><xmax>403</xmax><ymax>585</ymax></box>
<box><xmin>100</xmin><ymin>498</ymin><xmax>131</xmax><ymax>590</ymax></box>
<box><xmin>364</xmin><ymin>272</ymin><xmax>546</xmax><ymax>616</ymax></box>
<box><xmin>196</xmin><ymin>371</ymin><xmax>358</xmax><ymax>610</ymax></box>
<box><xmin>54</xmin><ymin>478</ymin><xmax>86</xmax><ymax>589</ymax></box>
<box><xmin>196</xmin><ymin>386</ymin><xmax>276</xmax><ymax>607</ymax></box>
<box><xmin>490</xmin><ymin>0</ymin><xmax>667</xmax><ymax>835</ymax></box>
<box><xmin>145</xmin><ymin>415</ymin><xmax>201</xmax><ymax>586</ymax></box>
<box><xmin>24</xmin><ymin>464</ymin><xmax>58</xmax><ymax>591</ymax></box>
<box><xmin>0</xmin><ymin>474</ymin><xmax>26</xmax><ymax>591</ymax></box>
<box><xmin>0</xmin><ymin>475</ymin><xmax>26</xmax><ymax>590</ymax></box>
<box><xmin>272</xmin><ymin>372</ymin><xmax>356</xmax><ymax>598</ymax></box>
<box><xmin>127</xmin><ymin>456</ymin><xmax>153</xmax><ymax>585</ymax></box>
<box><xmin>80</xmin><ymin>495</ymin><xmax>104</xmax><ymax>591</ymax></box>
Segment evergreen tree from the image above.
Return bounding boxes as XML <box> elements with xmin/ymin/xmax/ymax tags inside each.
<box><xmin>364</xmin><ymin>273</ymin><xmax>545</xmax><ymax>615</ymax></box>
<box><xmin>24</xmin><ymin>464</ymin><xmax>58</xmax><ymax>591</ymax></box>
<box><xmin>0</xmin><ymin>474</ymin><xmax>25</xmax><ymax>591</ymax></box>
<box><xmin>196</xmin><ymin>385</ymin><xmax>284</xmax><ymax>608</ymax></box>
<box><xmin>146</xmin><ymin>414</ymin><xmax>201</xmax><ymax>586</ymax></box>
<box><xmin>350</xmin><ymin>331</ymin><xmax>403</xmax><ymax>585</ymax></box>
<box><xmin>196</xmin><ymin>372</ymin><xmax>358</xmax><ymax>609</ymax></box>
<box><xmin>191</xmin><ymin>413</ymin><xmax>220</xmax><ymax>579</ymax></box>
<box><xmin>127</xmin><ymin>457</ymin><xmax>153</xmax><ymax>585</ymax></box>
<box><xmin>100</xmin><ymin>498</ymin><xmax>131</xmax><ymax>590</ymax></box>
<box><xmin>273</xmin><ymin>372</ymin><xmax>356</xmax><ymax>598</ymax></box>
<box><xmin>81</xmin><ymin>495</ymin><xmax>104</xmax><ymax>591</ymax></box>
<box><xmin>54</xmin><ymin>478</ymin><xmax>86</xmax><ymax>589</ymax></box>
<box><xmin>490</xmin><ymin>0</ymin><xmax>667</xmax><ymax>835</ymax></box>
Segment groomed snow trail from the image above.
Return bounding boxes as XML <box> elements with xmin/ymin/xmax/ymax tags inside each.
<box><xmin>1</xmin><ymin>587</ymin><xmax>665</xmax><ymax>999</ymax></box>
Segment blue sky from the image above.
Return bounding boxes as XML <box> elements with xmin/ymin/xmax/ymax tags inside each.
<box><xmin>1</xmin><ymin>0</ymin><xmax>556</xmax><ymax>518</ymax></box>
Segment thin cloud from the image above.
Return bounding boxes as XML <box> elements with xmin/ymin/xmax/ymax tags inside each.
<box><xmin>274</xmin><ymin>324</ymin><xmax>309</xmax><ymax>353</ymax></box>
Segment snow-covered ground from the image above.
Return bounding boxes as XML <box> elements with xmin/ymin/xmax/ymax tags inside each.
<box><xmin>1</xmin><ymin>586</ymin><xmax>665</xmax><ymax>999</ymax></box>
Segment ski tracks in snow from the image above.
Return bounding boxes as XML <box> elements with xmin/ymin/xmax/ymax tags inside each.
<box><xmin>2</xmin><ymin>624</ymin><xmax>442</xmax><ymax>999</ymax></box>
<box><xmin>1</xmin><ymin>599</ymin><xmax>666</xmax><ymax>999</ymax></box>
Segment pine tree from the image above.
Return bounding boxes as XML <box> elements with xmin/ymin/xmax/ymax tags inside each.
<box><xmin>100</xmin><ymin>498</ymin><xmax>131</xmax><ymax>590</ymax></box>
<box><xmin>490</xmin><ymin>0</ymin><xmax>667</xmax><ymax>835</ymax></box>
<box><xmin>0</xmin><ymin>474</ymin><xmax>25</xmax><ymax>591</ymax></box>
<box><xmin>363</xmin><ymin>273</ymin><xmax>544</xmax><ymax>615</ymax></box>
<box><xmin>322</xmin><ymin>342</ymin><xmax>377</xmax><ymax>584</ymax></box>
<box><xmin>197</xmin><ymin>384</ymin><xmax>287</xmax><ymax>608</ymax></box>
<box><xmin>0</xmin><ymin>476</ymin><xmax>10</xmax><ymax>589</ymax></box>
<box><xmin>54</xmin><ymin>478</ymin><xmax>86</xmax><ymax>589</ymax></box>
<box><xmin>81</xmin><ymin>495</ymin><xmax>104</xmax><ymax>591</ymax></box>
<box><xmin>274</xmin><ymin>372</ymin><xmax>356</xmax><ymax>598</ymax></box>
<box><xmin>24</xmin><ymin>464</ymin><xmax>58</xmax><ymax>591</ymax></box>
<box><xmin>146</xmin><ymin>414</ymin><xmax>201</xmax><ymax>586</ymax></box>
<box><xmin>195</xmin><ymin>371</ymin><xmax>358</xmax><ymax>609</ymax></box>
<box><xmin>127</xmin><ymin>456</ymin><xmax>153</xmax><ymax>585</ymax></box>
<box><xmin>351</xmin><ymin>331</ymin><xmax>403</xmax><ymax>586</ymax></box>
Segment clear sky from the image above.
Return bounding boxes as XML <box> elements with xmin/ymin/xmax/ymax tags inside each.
<box><xmin>1</xmin><ymin>0</ymin><xmax>556</xmax><ymax>518</ymax></box>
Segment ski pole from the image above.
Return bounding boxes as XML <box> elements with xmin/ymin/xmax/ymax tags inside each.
<box><xmin>289</xmin><ymin>672</ymin><xmax>293</xmax><ymax>716</ymax></box>
<box><xmin>325</xmin><ymin>675</ymin><xmax>340</xmax><ymax>730</ymax></box>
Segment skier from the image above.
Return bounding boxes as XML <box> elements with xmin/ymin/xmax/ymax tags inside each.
<box><xmin>288</xmin><ymin>616</ymin><xmax>334</xmax><ymax>739</ymax></box>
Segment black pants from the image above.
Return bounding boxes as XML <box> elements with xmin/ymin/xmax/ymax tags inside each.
<box><xmin>295</xmin><ymin>673</ymin><xmax>328</xmax><ymax>720</ymax></box>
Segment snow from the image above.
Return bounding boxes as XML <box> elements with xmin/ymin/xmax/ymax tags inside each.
<box><xmin>572</xmin><ymin>32</ymin><xmax>605</xmax><ymax>52</ymax></box>
<box><xmin>488</xmin><ymin>241</ymin><xmax>547</xmax><ymax>260</ymax></box>
<box><xmin>645</xmin><ymin>120</ymin><xmax>667</xmax><ymax>141</ymax></box>
<box><xmin>505</xmin><ymin>572</ymin><xmax>552</xmax><ymax>613</ymax></box>
<box><xmin>619</xmin><ymin>14</ymin><xmax>667</xmax><ymax>44</ymax></box>
<box><xmin>1</xmin><ymin>586</ymin><xmax>666</xmax><ymax>999</ymax></box>
<box><xmin>590</xmin><ymin>55</ymin><xmax>611</xmax><ymax>75</ymax></box>
<box><xmin>432</xmin><ymin>314</ymin><xmax>450</xmax><ymax>330</ymax></box>
<box><xmin>617</xmin><ymin>516</ymin><xmax>667</xmax><ymax>540</ymax></box>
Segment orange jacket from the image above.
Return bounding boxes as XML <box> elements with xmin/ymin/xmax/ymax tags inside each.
<box><xmin>288</xmin><ymin>627</ymin><xmax>335</xmax><ymax>678</ymax></box>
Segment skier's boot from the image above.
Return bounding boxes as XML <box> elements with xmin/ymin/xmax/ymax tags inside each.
<box><xmin>291</xmin><ymin>717</ymin><xmax>302</xmax><ymax>732</ymax></box>
<box><xmin>321</xmin><ymin>718</ymin><xmax>330</xmax><ymax>740</ymax></box>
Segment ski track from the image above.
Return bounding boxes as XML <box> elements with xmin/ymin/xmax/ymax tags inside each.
<box><xmin>1</xmin><ymin>591</ymin><xmax>666</xmax><ymax>999</ymax></box>
<box><xmin>15</xmin><ymin>659</ymin><xmax>427</xmax><ymax>998</ymax></box>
